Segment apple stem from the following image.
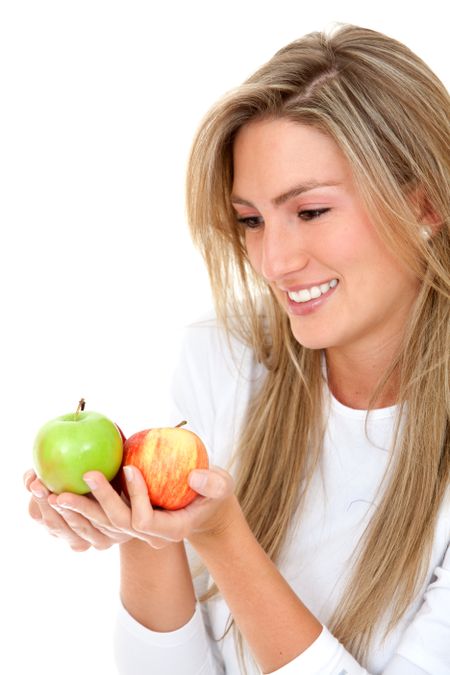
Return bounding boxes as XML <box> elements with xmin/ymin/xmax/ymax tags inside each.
<box><xmin>175</xmin><ymin>420</ymin><xmax>188</xmax><ymax>428</ymax></box>
<box><xmin>76</xmin><ymin>398</ymin><xmax>86</xmax><ymax>416</ymax></box>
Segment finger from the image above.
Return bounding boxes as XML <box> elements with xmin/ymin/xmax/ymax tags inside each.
<box><xmin>53</xmin><ymin>488</ymin><xmax>131</xmax><ymax>545</ymax></box>
<box><xmin>29</xmin><ymin>477</ymin><xmax>50</xmax><ymax>501</ymax></box>
<box><xmin>54</xmin><ymin>490</ymin><xmax>109</xmax><ymax>525</ymax></box>
<box><xmin>188</xmin><ymin>466</ymin><xmax>234</xmax><ymax>500</ymax></box>
<box><xmin>69</xmin><ymin>540</ymin><xmax>92</xmax><ymax>552</ymax></box>
<box><xmin>36</xmin><ymin>496</ymin><xmax>93</xmax><ymax>550</ymax></box>
<box><xmin>23</xmin><ymin>469</ymin><xmax>37</xmax><ymax>490</ymax></box>
<box><xmin>122</xmin><ymin>465</ymin><xmax>157</xmax><ymax>535</ymax></box>
<box><xmin>122</xmin><ymin>466</ymin><xmax>189</xmax><ymax>544</ymax></box>
<box><xmin>76</xmin><ymin>470</ymin><xmax>132</xmax><ymax>531</ymax></box>
<box><xmin>49</xmin><ymin>501</ymin><xmax>113</xmax><ymax>550</ymax></box>
<box><xmin>28</xmin><ymin>498</ymin><xmax>43</xmax><ymax>522</ymax></box>
<box><xmin>47</xmin><ymin>495</ymin><xmax>107</xmax><ymax>546</ymax></box>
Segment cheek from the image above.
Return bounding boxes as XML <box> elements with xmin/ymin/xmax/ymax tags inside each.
<box><xmin>329</xmin><ymin>217</ymin><xmax>383</xmax><ymax>271</ymax></box>
<box><xmin>333</xmin><ymin>225</ymin><xmax>417</xmax><ymax>299</ymax></box>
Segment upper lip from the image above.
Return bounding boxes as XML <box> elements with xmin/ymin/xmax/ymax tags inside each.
<box><xmin>281</xmin><ymin>278</ymin><xmax>338</xmax><ymax>293</ymax></box>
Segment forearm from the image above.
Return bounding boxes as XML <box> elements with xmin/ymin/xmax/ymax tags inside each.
<box><xmin>189</xmin><ymin>496</ymin><xmax>322</xmax><ymax>674</ymax></box>
<box><xmin>120</xmin><ymin>538</ymin><xmax>196</xmax><ymax>632</ymax></box>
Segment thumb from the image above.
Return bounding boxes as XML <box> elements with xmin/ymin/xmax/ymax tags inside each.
<box><xmin>188</xmin><ymin>466</ymin><xmax>234</xmax><ymax>500</ymax></box>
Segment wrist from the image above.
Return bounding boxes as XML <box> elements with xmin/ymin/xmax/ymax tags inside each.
<box><xmin>119</xmin><ymin>536</ymin><xmax>180</xmax><ymax>563</ymax></box>
<box><xmin>188</xmin><ymin>495</ymin><xmax>247</xmax><ymax>551</ymax></box>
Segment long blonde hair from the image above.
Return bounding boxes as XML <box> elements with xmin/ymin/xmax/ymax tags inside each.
<box><xmin>186</xmin><ymin>24</ymin><xmax>450</xmax><ymax>664</ymax></box>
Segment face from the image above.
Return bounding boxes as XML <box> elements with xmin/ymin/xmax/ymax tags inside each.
<box><xmin>231</xmin><ymin>118</ymin><xmax>420</xmax><ymax>356</ymax></box>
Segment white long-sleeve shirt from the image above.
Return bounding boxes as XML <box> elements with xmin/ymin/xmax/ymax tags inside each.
<box><xmin>114</xmin><ymin>316</ymin><xmax>450</xmax><ymax>675</ymax></box>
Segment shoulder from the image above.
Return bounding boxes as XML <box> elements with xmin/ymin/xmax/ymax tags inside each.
<box><xmin>168</xmin><ymin>310</ymin><xmax>267</xmax><ymax>453</ymax></box>
<box><xmin>175</xmin><ymin>309</ymin><xmax>266</xmax><ymax>388</ymax></box>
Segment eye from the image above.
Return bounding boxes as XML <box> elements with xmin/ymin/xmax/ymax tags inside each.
<box><xmin>236</xmin><ymin>215</ymin><xmax>264</xmax><ymax>229</ymax></box>
<box><xmin>298</xmin><ymin>208</ymin><xmax>330</xmax><ymax>221</ymax></box>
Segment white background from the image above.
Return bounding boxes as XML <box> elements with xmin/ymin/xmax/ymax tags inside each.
<box><xmin>1</xmin><ymin>1</ymin><xmax>448</xmax><ymax>673</ymax></box>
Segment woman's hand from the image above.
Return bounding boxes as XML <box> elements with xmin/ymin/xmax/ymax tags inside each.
<box><xmin>24</xmin><ymin>469</ymin><xmax>133</xmax><ymax>551</ymax></box>
<box><xmin>75</xmin><ymin>464</ymin><xmax>236</xmax><ymax>549</ymax></box>
<box><xmin>24</xmin><ymin>464</ymin><xmax>236</xmax><ymax>551</ymax></box>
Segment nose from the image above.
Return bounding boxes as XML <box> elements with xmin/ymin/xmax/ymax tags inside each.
<box><xmin>259</xmin><ymin>220</ymin><xmax>309</xmax><ymax>283</ymax></box>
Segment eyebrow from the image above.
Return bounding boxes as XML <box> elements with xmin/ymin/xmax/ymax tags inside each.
<box><xmin>230</xmin><ymin>181</ymin><xmax>342</xmax><ymax>208</ymax></box>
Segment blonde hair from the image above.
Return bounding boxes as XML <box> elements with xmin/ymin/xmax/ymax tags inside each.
<box><xmin>186</xmin><ymin>24</ymin><xmax>450</xmax><ymax>665</ymax></box>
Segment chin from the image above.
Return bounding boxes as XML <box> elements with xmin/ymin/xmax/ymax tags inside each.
<box><xmin>288</xmin><ymin>320</ymin><xmax>335</xmax><ymax>351</ymax></box>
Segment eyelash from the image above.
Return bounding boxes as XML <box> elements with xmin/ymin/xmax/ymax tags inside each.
<box><xmin>236</xmin><ymin>208</ymin><xmax>330</xmax><ymax>229</ymax></box>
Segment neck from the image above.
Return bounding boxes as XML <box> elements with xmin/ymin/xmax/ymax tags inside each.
<box><xmin>324</xmin><ymin>344</ymin><xmax>401</xmax><ymax>410</ymax></box>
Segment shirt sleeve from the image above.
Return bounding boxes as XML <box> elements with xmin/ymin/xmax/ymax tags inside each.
<box><xmin>391</xmin><ymin>543</ymin><xmax>450</xmax><ymax>674</ymax></box>
<box><xmin>271</xmin><ymin>627</ymin><xmax>428</xmax><ymax>675</ymax></box>
<box><xmin>272</xmin><ymin>543</ymin><xmax>450</xmax><ymax>675</ymax></box>
<box><xmin>114</xmin><ymin>601</ymin><xmax>223</xmax><ymax>675</ymax></box>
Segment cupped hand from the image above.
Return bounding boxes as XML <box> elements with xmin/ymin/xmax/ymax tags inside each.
<box><xmin>127</xmin><ymin>463</ymin><xmax>236</xmax><ymax>547</ymax></box>
<box><xmin>24</xmin><ymin>464</ymin><xmax>236</xmax><ymax>551</ymax></box>
<box><xmin>23</xmin><ymin>469</ymin><xmax>133</xmax><ymax>552</ymax></box>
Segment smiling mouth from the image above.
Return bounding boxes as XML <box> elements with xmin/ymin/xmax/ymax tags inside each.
<box><xmin>287</xmin><ymin>279</ymin><xmax>339</xmax><ymax>303</ymax></box>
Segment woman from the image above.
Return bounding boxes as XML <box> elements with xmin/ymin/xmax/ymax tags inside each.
<box><xmin>25</xmin><ymin>24</ymin><xmax>449</xmax><ymax>674</ymax></box>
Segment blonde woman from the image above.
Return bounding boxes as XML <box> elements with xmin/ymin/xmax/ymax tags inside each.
<box><xmin>25</xmin><ymin>24</ymin><xmax>449</xmax><ymax>674</ymax></box>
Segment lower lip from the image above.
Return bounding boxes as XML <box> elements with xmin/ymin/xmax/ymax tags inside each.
<box><xmin>286</xmin><ymin>283</ymin><xmax>339</xmax><ymax>316</ymax></box>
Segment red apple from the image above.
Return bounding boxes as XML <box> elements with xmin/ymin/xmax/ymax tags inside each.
<box><xmin>121</xmin><ymin>421</ymin><xmax>209</xmax><ymax>510</ymax></box>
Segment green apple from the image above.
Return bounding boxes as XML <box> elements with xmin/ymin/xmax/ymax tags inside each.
<box><xmin>33</xmin><ymin>399</ymin><xmax>124</xmax><ymax>494</ymax></box>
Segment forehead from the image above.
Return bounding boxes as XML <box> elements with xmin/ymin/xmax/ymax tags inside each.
<box><xmin>232</xmin><ymin>118</ymin><xmax>351</xmax><ymax>193</ymax></box>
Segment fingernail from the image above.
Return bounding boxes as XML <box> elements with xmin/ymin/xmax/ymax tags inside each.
<box><xmin>83</xmin><ymin>474</ymin><xmax>97</xmax><ymax>490</ymax></box>
<box><xmin>189</xmin><ymin>470</ymin><xmax>208</xmax><ymax>491</ymax></box>
<box><xmin>123</xmin><ymin>466</ymin><xmax>133</xmax><ymax>482</ymax></box>
<box><xmin>31</xmin><ymin>487</ymin><xmax>45</xmax><ymax>498</ymax></box>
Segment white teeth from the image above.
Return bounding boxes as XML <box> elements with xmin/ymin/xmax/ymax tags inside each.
<box><xmin>288</xmin><ymin>279</ymin><xmax>338</xmax><ymax>303</ymax></box>
<box><xmin>296</xmin><ymin>289</ymin><xmax>312</xmax><ymax>302</ymax></box>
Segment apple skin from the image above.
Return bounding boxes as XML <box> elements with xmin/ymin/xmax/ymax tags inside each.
<box><xmin>33</xmin><ymin>411</ymin><xmax>124</xmax><ymax>495</ymax></box>
<box><xmin>122</xmin><ymin>426</ymin><xmax>209</xmax><ymax>510</ymax></box>
<box><xmin>115</xmin><ymin>424</ymin><xmax>127</xmax><ymax>445</ymax></box>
